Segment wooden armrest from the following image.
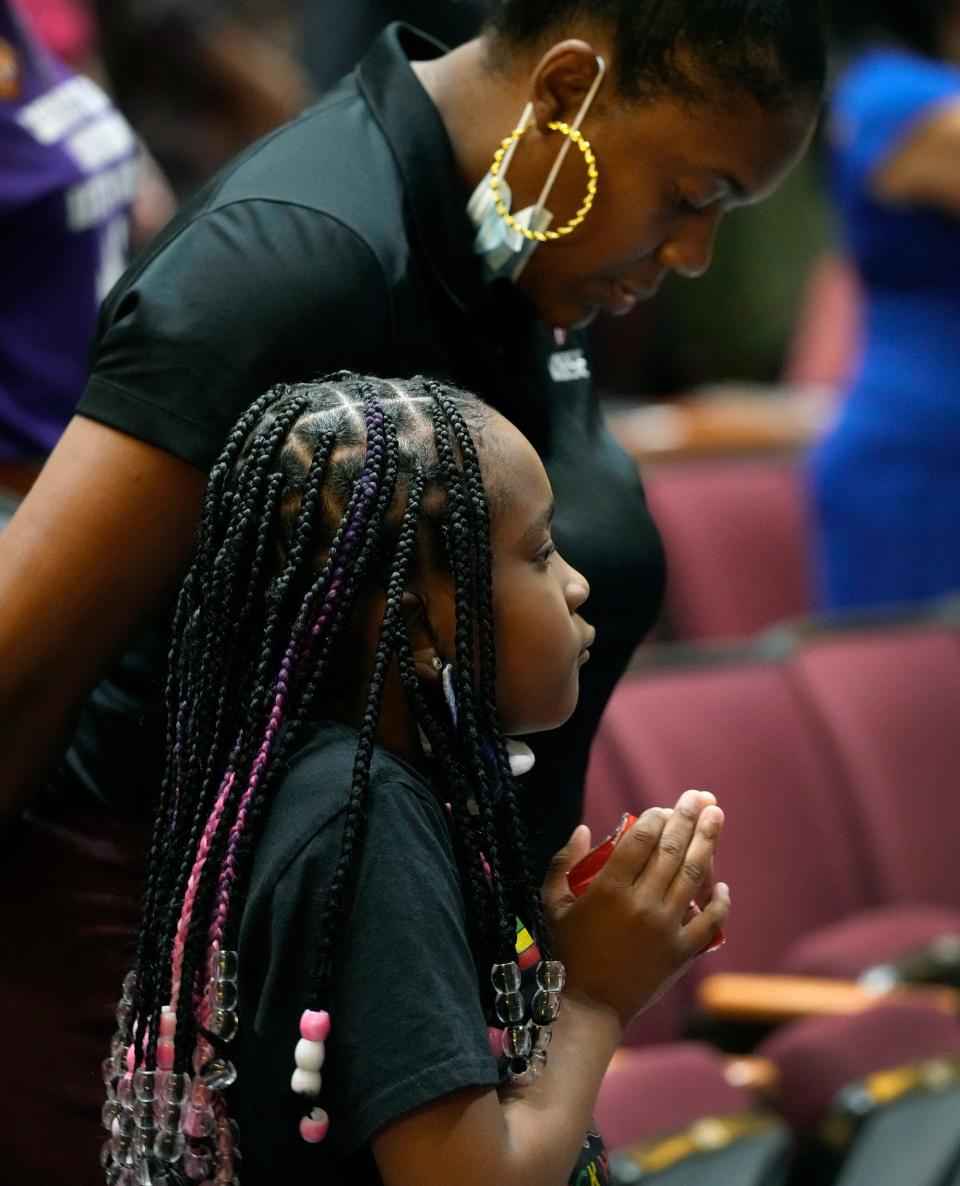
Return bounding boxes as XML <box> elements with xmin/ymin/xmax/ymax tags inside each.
<box><xmin>698</xmin><ymin>973</ymin><xmax>960</xmax><ymax>1025</ymax></box>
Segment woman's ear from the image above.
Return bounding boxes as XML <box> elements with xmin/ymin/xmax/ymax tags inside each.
<box><xmin>402</xmin><ymin>591</ymin><xmax>443</xmax><ymax>682</ymax></box>
<box><xmin>530</xmin><ymin>39</ymin><xmax>604</xmax><ymax>131</ymax></box>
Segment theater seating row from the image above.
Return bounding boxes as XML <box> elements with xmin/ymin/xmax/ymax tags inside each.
<box><xmin>642</xmin><ymin>453</ymin><xmax>814</xmax><ymax>641</ymax></box>
<box><xmin>585</xmin><ymin>611</ymin><xmax>960</xmax><ymax>1183</ymax></box>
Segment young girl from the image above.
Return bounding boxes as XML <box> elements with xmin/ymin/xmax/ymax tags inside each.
<box><xmin>99</xmin><ymin>373</ymin><xmax>728</xmax><ymax>1186</ymax></box>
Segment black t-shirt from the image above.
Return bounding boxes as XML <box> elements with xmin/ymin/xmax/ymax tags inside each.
<box><xmin>59</xmin><ymin>23</ymin><xmax>665</xmax><ymax>875</ymax></box>
<box><xmin>231</xmin><ymin>720</ymin><xmax>611</xmax><ymax>1185</ymax></box>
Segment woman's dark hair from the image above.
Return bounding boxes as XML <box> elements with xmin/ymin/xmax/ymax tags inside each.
<box><xmin>484</xmin><ymin>0</ymin><xmax>827</xmax><ymax>109</ymax></box>
<box><xmin>827</xmin><ymin>0</ymin><xmax>955</xmax><ymax>58</ymax></box>
<box><xmin>103</xmin><ymin>374</ymin><xmax>548</xmax><ymax>1183</ymax></box>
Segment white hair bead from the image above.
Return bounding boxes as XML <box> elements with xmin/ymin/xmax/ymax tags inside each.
<box><xmin>295</xmin><ymin>1038</ymin><xmax>325</xmax><ymax>1071</ymax></box>
<box><xmin>290</xmin><ymin>1067</ymin><xmax>322</xmax><ymax>1096</ymax></box>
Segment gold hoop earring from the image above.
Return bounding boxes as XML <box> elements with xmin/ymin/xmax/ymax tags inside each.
<box><xmin>488</xmin><ymin>121</ymin><xmax>598</xmax><ymax>243</ymax></box>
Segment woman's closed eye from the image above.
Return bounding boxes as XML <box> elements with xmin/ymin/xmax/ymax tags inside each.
<box><xmin>534</xmin><ymin>540</ymin><xmax>557</xmax><ymax>568</ymax></box>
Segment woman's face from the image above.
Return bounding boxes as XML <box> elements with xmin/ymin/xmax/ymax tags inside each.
<box><xmin>513</xmin><ymin>86</ymin><xmax>816</xmax><ymax>329</ymax></box>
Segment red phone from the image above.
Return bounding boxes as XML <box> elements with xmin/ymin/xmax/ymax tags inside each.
<box><xmin>567</xmin><ymin>812</ymin><xmax>725</xmax><ymax>953</ymax></box>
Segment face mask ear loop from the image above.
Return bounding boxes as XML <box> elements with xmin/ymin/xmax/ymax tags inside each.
<box><xmin>531</xmin><ymin>55</ymin><xmax>606</xmax><ymax>216</ymax></box>
<box><xmin>497</xmin><ymin>101</ymin><xmax>535</xmax><ymax>185</ymax></box>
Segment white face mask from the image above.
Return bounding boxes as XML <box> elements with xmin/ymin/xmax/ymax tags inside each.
<box><xmin>466</xmin><ymin>56</ymin><xmax>606</xmax><ymax>284</ymax></box>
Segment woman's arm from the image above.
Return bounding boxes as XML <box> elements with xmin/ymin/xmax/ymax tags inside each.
<box><xmin>372</xmin><ymin>794</ymin><xmax>729</xmax><ymax>1186</ymax></box>
<box><xmin>0</xmin><ymin>415</ymin><xmax>205</xmax><ymax>828</ymax></box>
<box><xmin>872</xmin><ymin>100</ymin><xmax>960</xmax><ymax>216</ymax></box>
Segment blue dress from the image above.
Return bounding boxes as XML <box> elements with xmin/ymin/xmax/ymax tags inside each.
<box><xmin>809</xmin><ymin>47</ymin><xmax>960</xmax><ymax>609</ymax></box>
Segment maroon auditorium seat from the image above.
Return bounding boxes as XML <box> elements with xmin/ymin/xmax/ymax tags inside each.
<box><xmin>597</xmin><ymin>1043</ymin><xmax>791</xmax><ymax>1186</ymax></box>
<box><xmin>760</xmin><ymin>1003</ymin><xmax>960</xmax><ymax>1186</ymax></box>
<box><xmin>642</xmin><ymin>458</ymin><xmax>812</xmax><ymax>641</ymax></box>
<box><xmin>786</xmin><ymin>624</ymin><xmax>960</xmax><ymax>907</ymax></box>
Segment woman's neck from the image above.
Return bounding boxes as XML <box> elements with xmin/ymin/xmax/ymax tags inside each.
<box><xmin>412</xmin><ymin>39</ymin><xmax>531</xmax><ymax>197</ymax></box>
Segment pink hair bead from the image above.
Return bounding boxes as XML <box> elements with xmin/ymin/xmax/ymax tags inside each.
<box><xmin>299</xmin><ymin>1107</ymin><xmax>329</xmax><ymax>1144</ymax></box>
<box><xmin>299</xmin><ymin>1009</ymin><xmax>330</xmax><ymax>1043</ymax></box>
<box><xmin>157</xmin><ymin>1038</ymin><xmax>174</xmax><ymax>1070</ymax></box>
<box><xmin>159</xmin><ymin>1008</ymin><xmax>176</xmax><ymax>1037</ymax></box>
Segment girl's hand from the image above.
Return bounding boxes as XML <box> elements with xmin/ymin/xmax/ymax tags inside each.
<box><xmin>542</xmin><ymin>790</ymin><xmax>730</xmax><ymax>1028</ymax></box>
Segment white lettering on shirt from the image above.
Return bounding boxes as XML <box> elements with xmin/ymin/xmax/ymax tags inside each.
<box><xmin>548</xmin><ymin>348</ymin><xmax>591</xmax><ymax>383</ymax></box>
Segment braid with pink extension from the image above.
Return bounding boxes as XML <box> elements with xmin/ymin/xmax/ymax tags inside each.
<box><xmin>204</xmin><ymin>399</ymin><xmax>390</xmax><ymax>960</ymax></box>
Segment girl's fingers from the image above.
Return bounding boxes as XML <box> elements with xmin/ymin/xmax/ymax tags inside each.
<box><xmin>597</xmin><ymin>806</ymin><xmax>671</xmax><ymax>888</ymax></box>
<box><xmin>664</xmin><ymin>804</ymin><xmax>724</xmax><ymax>913</ymax></box>
<box><xmin>681</xmin><ymin>881</ymin><xmax>731</xmax><ymax>957</ymax></box>
<box><xmin>638</xmin><ymin>789</ymin><xmax>716</xmax><ymax>898</ymax></box>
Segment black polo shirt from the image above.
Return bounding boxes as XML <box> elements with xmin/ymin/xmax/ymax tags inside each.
<box><xmin>66</xmin><ymin>23</ymin><xmax>665</xmax><ymax>874</ymax></box>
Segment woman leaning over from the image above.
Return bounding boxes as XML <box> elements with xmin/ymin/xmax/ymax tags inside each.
<box><xmin>0</xmin><ymin>1</ymin><xmax>824</xmax><ymax>867</ymax></box>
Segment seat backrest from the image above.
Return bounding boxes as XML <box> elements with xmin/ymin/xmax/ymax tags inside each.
<box><xmin>586</xmin><ymin>658</ymin><xmax>872</xmax><ymax>998</ymax></box>
<box><xmin>787</xmin><ymin>625</ymin><xmax>960</xmax><ymax>906</ymax></box>
<box><xmin>642</xmin><ymin>457</ymin><xmax>813</xmax><ymax>641</ymax></box>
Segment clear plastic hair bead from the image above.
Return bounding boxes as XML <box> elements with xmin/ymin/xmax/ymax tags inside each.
<box><xmin>490</xmin><ymin>961</ymin><xmax>521</xmax><ymax>994</ymax></box>
<box><xmin>209</xmin><ymin>949</ymin><xmax>238</xmax><ymax>982</ymax></box>
<box><xmin>153</xmin><ymin>1129</ymin><xmax>186</xmax><ymax>1162</ymax></box>
<box><xmin>111</xmin><ymin>1133</ymin><xmax>134</xmax><ymax>1164</ymax></box>
<box><xmin>183</xmin><ymin>1144</ymin><xmax>212</xmax><ymax>1180</ymax></box>
<box><xmin>209</xmin><ymin>1008</ymin><xmax>238</xmax><ymax>1042</ymax></box>
<box><xmin>155</xmin><ymin>1102</ymin><xmax>182</xmax><ymax>1133</ymax></box>
<box><xmin>116</xmin><ymin>998</ymin><xmax>135</xmax><ymax>1026</ymax></box>
<box><xmin>531</xmin><ymin>989</ymin><xmax>561</xmax><ymax>1025</ymax></box>
<box><xmin>117</xmin><ymin>1075</ymin><xmax>136</xmax><ymax>1109</ymax></box>
<box><xmin>102</xmin><ymin>1100</ymin><xmax>121</xmax><ymax>1130</ymax></box>
<box><xmin>133</xmin><ymin>1156</ymin><xmax>153</xmax><ymax>1186</ymax></box>
<box><xmin>535</xmin><ymin>960</ymin><xmax>566</xmax><ymax>993</ymax></box>
<box><xmin>507</xmin><ymin>1058</ymin><xmax>541</xmax><ymax>1086</ymax></box>
<box><xmin>102</xmin><ymin>1056</ymin><xmax>120</xmax><ymax>1086</ymax></box>
<box><xmin>133</xmin><ymin>1097</ymin><xmax>156</xmax><ymax>1124</ymax></box>
<box><xmin>158</xmin><ymin>1070</ymin><xmax>191</xmax><ymax>1105</ymax></box>
<box><xmin>530</xmin><ymin>1024</ymin><xmax>553</xmax><ymax>1053</ymax></box>
<box><xmin>210</xmin><ymin>979</ymin><xmax>238</xmax><ymax>1011</ymax></box>
<box><xmin>122</xmin><ymin>970</ymin><xmax>138</xmax><ymax>1002</ymax></box>
<box><xmin>133</xmin><ymin>1069</ymin><xmax>157</xmax><ymax>1102</ymax></box>
<box><xmin>197</xmin><ymin>1057</ymin><xmax>237</xmax><ymax>1091</ymax></box>
<box><xmin>113</xmin><ymin>1111</ymin><xmax>136</xmax><ymax>1140</ymax></box>
<box><xmin>183</xmin><ymin>1105</ymin><xmax>214</xmax><ymax>1139</ymax></box>
<box><xmin>494</xmin><ymin>990</ymin><xmax>525</xmax><ymax>1025</ymax></box>
<box><xmin>501</xmin><ymin>1024</ymin><xmax>533</xmax><ymax>1059</ymax></box>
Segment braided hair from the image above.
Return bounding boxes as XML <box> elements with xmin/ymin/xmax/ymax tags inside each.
<box><xmin>102</xmin><ymin>373</ymin><xmax>551</xmax><ymax>1182</ymax></box>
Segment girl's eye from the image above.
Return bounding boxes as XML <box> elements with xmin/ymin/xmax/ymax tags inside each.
<box><xmin>535</xmin><ymin>541</ymin><xmax>557</xmax><ymax>567</ymax></box>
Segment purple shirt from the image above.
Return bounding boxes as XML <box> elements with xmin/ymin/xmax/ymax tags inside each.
<box><xmin>0</xmin><ymin>1</ymin><xmax>137</xmax><ymax>461</ymax></box>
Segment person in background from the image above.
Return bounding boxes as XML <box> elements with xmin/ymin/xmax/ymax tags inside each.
<box><xmin>94</xmin><ymin>0</ymin><xmax>311</xmax><ymax>198</ymax></box>
<box><xmin>811</xmin><ymin>0</ymin><xmax>960</xmax><ymax>610</ymax></box>
<box><xmin>0</xmin><ymin>0</ymin><xmax>136</xmax><ymax>512</ymax></box>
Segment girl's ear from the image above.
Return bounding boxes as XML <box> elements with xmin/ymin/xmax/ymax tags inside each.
<box><xmin>402</xmin><ymin>591</ymin><xmax>443</xmax><ymax>683</ymax></box>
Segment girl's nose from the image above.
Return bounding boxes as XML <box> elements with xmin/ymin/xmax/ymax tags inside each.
<box><xmin>565</xmin><ymin>564</ymin><xmax>590</xmax><ymax>613</ymax></box>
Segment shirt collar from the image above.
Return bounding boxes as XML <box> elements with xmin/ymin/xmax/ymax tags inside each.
<box><xmin>357</xmin><ymin>22</ymin><xmax>489</xmax><ymax>315</ymax></box>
